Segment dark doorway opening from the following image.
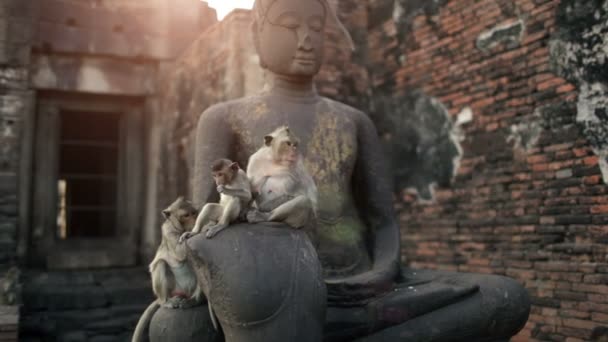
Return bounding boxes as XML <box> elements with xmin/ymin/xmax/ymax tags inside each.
<box><xmin>57</xmin><ymin>110</ymin><xmax>122</xmax><ymax>239</ymax></box>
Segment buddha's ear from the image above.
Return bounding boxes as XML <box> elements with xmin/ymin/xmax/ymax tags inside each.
<box><xmin>264</xmin><ymin>135</ymin><xmax>273</xmax><ymax>146</ymax></box>
<box><xmin>251</xmin><ymin>21</ymin><xmax>266</xmax><ymax>69</ymax></box>
<box><xmin>251</xmin><ymin>20</ymin><xmax>260</xmax><ymax>50</ymax></box>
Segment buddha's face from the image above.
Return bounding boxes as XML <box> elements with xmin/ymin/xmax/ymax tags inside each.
<box><xmin>255</xmin><ymin>0</ymin><xmax>326</xmax><ymax>77</ymax></box>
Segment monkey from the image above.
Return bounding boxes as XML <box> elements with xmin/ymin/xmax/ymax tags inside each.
<box><xmin>132</xmin><ymin>197</ymin><xmax>205</xmax><ymax>342</ymax></box>
<box><xmin>180</xmin><ymin>158</ymin><xmax>252</xmax><ymax>241</ymax></box>
<box><xmin>246</xmin><ymin>126</ymin><xmax>317</xmax><ymax>228</ymax></box>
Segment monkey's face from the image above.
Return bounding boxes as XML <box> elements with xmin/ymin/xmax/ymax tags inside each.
<box><xmin>266</xmin><ymin>126</ymin><xmax>300</xmax><ymax>167</ymax></box>
<box><xmin>254</xmin><ymin>0</ymin><xmax>326</xmax><ymax>77</ymax></box>
<box><xmin>177</xmin><ymin>207</ymin><xmax>197</xmax><ymax>231</ymax></box>
<box><xmin>163</xmin><ymin>197</ymin><xmax>198</xmax><ymax>232</ymax></box>
<box><xmin>274</xmin><ymin>137</ymin><xmax>299</xmax><ymax>167</ymax></box>
<box><xmin>213</xmin><ymin>168</ymin><xmax>234</xmax><ymax>186</ymax></box>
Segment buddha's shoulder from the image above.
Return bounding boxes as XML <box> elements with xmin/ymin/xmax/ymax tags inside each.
<box><xmin>319</xmin><ymin>96</ymin><xmax>368</xmax><ymax>122</ymax></box>
<box><xmin>199</xmin><ymin>95</ymin><xmax>263</xmax><ymax>119</ymax></box>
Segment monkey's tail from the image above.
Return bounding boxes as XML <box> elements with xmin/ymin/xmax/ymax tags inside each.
<box><xmin>131</xmin><ymin>300</ymin><xmax>160</xmax><ymax>342</ymax></box>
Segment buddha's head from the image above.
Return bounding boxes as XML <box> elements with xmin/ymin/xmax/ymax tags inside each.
<box><xmin>252</xmin><ymin>0</ymin><xmax>327</xmax><ymax>78</ymax></box>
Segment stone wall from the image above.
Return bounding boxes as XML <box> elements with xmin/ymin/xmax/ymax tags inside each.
<box><xmin>10</xmin><ymin>1</ymin><xmax>217</xmax><ymax>340</ymax></box>
<box><xmin>0</xmin><ymin>0</ymin><xmax>35</xmax><ymax>339</ymax></box>
<box><xmin>20</xmin><ymin>268</ymin><xmax>153</xmax><ymax>341</ymax></box>
<box><xmin>366</xmin><ymin>0</ymin><xmax>608</xmax><ymax>341</ymax></box>
<box><xmin>0</xmin><ymin>0</ymin><xmax>35</xmax><ymax>302</ymax></box>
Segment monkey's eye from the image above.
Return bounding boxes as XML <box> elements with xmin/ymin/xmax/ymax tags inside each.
<box><xmin>286</xmin><ymin>141</ymin><xmax>292</xmax><ymax>147</ymax></box>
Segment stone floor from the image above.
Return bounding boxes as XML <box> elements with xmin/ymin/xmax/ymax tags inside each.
<box><xmin>0</xmin><ymin>305</ymin><xmax>18</xmax><ymax>341</ymax></box>
<box><xmin>19</xmin><ymin>267</ymin><xmax>153</xmax><ymax>342</ymax></box>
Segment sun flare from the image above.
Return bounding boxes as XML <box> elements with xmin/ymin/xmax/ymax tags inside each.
<box><xmin>204</xmin><ymin>0</ymin><xmax>255</xmax><ymax>20</ymax></box>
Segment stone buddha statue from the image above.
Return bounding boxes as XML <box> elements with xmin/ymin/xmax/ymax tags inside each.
<box><xmin>184</xmin><ymin>0</ymin><xmax>530</xmax><ymax>340</ymax></box>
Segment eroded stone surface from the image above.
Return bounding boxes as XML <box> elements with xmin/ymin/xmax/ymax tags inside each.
<box><xmin>371</xmin><ymin>91</ymin><xmax>462</xmax><ymax>202</ymax></box>
<box><xmin>476</xmin><ymin>19</ymin><xmax>525</xmax><ymax>52</ymax></box>
<box><xmin>551</xmin><ymin>0</ymin><xmax>608</xmax><ymax>184</ymax></box>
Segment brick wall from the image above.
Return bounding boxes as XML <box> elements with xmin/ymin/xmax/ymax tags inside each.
<box><xmin>365</xmin><ymin>0</ymin><xmax>608</xmax><ymax>341</ymax></box>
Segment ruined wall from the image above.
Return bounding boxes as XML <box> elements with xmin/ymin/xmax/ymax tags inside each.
<box><xmin>366</xmin><ymin>0</ymin><xmax>608</xmax><ymax>341</ymax></box>
<box><xmin>0</xmin><ymin>1</ymin><xmax>35</xmax><ymax>339</ymax></box>
<box><xmin>0</xmin><ymin>0</ymin><xmax>35</xmax><ymax>305</ymax></box>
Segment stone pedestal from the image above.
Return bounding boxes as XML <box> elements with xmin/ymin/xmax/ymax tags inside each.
<box><xmin>149</xmin><ymin>304</ymin><xmax>221</xmax><ymax>342</ymax></box>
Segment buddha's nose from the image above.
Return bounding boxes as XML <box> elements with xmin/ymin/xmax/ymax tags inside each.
<box><xmin>297</xmin><ymin>27</ymin><xmax>313</xmax><ymax>51</ymax></box>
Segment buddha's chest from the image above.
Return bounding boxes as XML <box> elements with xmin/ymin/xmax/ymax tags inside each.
<box><xmin>234</xmin><ymin>109</ymin><xmax>358</xmax><ymax>181</ymax></box>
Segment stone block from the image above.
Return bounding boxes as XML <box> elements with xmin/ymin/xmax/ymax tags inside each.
<box><xmin>35</xmin><ymin>21</ymin><xmax>170</xmax><ymax>60</ymax></box>
<box><xmin>23</xmin><ymin>284</ymin><xmax>109</xmax><ymax>311</ymax></box>
<box><xmin>0</xmin><ymin>67</ymin><xmax>29</xmax><ymax>90</ymax></box>
<box><xmin>0</xmin><ymin>175</ymin><xmax>17</xmax><ymax>194</ymax></box>
<box><xmin>7</xmin><ymin>18</ymin><xmax>33</xmax><ymax>45</ymax></box>
<box><xmin>30</xmin><ymin>54</ymin><xmax>156</xmax><ymax>95</ymax></box>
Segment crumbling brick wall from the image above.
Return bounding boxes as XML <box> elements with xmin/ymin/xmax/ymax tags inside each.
<box><xmin>366</xmin><ymin>0</ymin><xmax>608</xmax><ymax>341</ymax></box>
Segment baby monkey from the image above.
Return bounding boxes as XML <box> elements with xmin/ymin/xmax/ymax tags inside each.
<box><xmin>180</xmin><ymin>159</ymin><xmax>252</xmax><ymax>241</ymax></box>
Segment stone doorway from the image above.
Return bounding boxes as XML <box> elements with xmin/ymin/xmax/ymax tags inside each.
<box><xmin>28</xmin><ymin>95</ymin><xmax>145</xmax><ymax>269</ymax></box>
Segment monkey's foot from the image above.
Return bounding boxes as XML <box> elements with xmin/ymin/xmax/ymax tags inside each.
<box><xmin>246</xmin><ymin>210</ymin><xmax>270</xmax><ymax>223</ymax></box>
<box><xmin>179</xmin><ymin>231</ymin><xmax>197</xmax><ymax>244</ymax></box>
<box><xmin>205</xmin><ymin>224</ymin><xmax>228</xmax><ymax>239</ymax></box>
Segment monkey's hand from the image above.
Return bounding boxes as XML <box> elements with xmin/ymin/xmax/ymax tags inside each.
<box><xmin>216</xmin><ymin>185</ymin><xmax>225</xmax><ymax>193</ymax></box>
<box><xmin>179</xmin><ymin>231</ymin><xmax>196</xmax><ymax>243</ymax></box>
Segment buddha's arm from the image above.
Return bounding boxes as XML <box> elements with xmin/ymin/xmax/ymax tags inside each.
<box><xmin>193</xmin><ymin>105</ymin><xmax>234</xmax><ymax>206</ymax></box>
<box><xmin>331</xmin><ymin>111</ymin><xmax>401</xmax><ymax>294</ymax></box>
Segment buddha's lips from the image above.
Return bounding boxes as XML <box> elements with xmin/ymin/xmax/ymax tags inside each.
<box><xmin>294</xmin><ymin>54</ymin><xmax>315</xmax><ymax>61</ymax></box>
<box><xmin>294</xmin><ymin>57</ymin><xmax>315</xmax><ymax>64</ymax></box>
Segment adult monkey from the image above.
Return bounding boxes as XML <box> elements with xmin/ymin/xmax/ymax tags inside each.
<box><xmin>190</xmin><ymin>0</ymin><xmax>530</xmax><ymax>340</ymax></box>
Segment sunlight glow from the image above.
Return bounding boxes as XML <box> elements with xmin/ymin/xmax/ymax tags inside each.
<box><xmin>204</xmin><ymin>0</ymin><xmax>255</xmax><ymax>20</ymax></box>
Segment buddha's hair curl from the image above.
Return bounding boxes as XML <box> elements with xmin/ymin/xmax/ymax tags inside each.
<box><xmin>252</xmin><ymin>0</ymin><xmax>354</xmax><ymax>51</ymax></box>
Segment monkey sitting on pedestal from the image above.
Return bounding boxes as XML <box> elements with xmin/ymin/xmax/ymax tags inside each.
<box><xmin>246</xmin><ymin>126</ymin><xmax>317</xmax><ymax>228</ymax></box>
<box><xmin>180</xmin><ymin>159</ymin><xmax>252</xmax><ymax>241</ymax></box>
<box><xmin>132</xmin><ymin>197</ymin><xmax>203</xmax><ymax>342</ymax></box>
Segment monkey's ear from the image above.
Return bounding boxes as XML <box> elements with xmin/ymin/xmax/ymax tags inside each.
<box><xmin>162</xmin><ymin>210</ymin><xmax>171</xmax><ymax>219</ymax></box>
<box><xmin>264</xmin><ymin>135</ymin><xmax>273</xmax><ymax>146</ymax></box>
<box><xmin>230</xmin><ymin>162</ymin><xmax>239</xmax><ymax>171</ymax></box>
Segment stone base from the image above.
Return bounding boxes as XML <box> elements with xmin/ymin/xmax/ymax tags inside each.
<box><xmin>149</xmin><ymin>305</ymin><xmax>221</xmax><ymax>342</ymax></box>
<box><xmin>0</xmin><ymin>306</ymin><xmax>18</xmax><ymax>342</ymax></box>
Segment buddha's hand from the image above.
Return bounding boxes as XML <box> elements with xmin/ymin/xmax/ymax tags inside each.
<box><xmin>325</xmin><ymin>262</ymin><xmax>399</xmax><ymax>305</ymax></box>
